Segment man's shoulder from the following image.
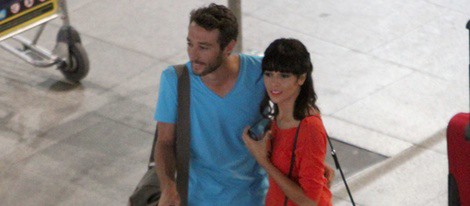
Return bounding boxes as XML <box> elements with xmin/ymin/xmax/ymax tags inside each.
<box><xmin>160</xmin><ymin>64</ymin><xmax>185</xmax><ymax>81</ymax></box>
<box><xmin>239</xmin><ymin>54</ymin><xmax>263</xmax><ymax>78</ymax></box>
<box><xmin>240</xmin><ymin>53</ymin><xmax>263</xmax><ymax>66</ymax></box>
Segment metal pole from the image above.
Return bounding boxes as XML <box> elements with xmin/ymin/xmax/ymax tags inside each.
<box><xmin>59</xmin><ymin>0</ymin><xmax>71</xmax><ymax>26</ymax></box>
<box><xmin>31</xmin><ymin>24</ymin><xmax>46</xmax><ymax>45</ymax></box>
<box><xmin>228</xmin><ymin>0</ymin><xmax>242</xmax><ymax>53</ymax></box>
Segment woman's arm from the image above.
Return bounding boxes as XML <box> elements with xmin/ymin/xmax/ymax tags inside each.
<box><xmin>296</xmin><ymin>118</ymin><xmax>330</xmax><ymax>203</ymax></box>
<box><xmin>242</xmin><ymin>127</ymin><xmax>318</xmax><ymax>206</ymax></box>
<box><xmin>261</xmin><ymin>158</ymin><xmax>318</xmax><ymax>206</ymax></box>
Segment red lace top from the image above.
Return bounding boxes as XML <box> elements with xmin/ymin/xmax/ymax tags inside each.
<box><xmin>265</xmin><ymin>115</ymin><xmax>332</xmax><ymax>206</ymax></box>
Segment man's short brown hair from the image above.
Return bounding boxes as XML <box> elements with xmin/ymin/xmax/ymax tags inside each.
<box><xmin>190</xmin><ymin>3</ymin><xmax>238</xmax><ymax>49</ymax></box>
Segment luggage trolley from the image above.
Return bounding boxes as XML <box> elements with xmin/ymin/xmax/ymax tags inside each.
<box><xmin>0</xmin><ymin>0</ymin><xmax>89</xmax><ymax>82</ymax></box>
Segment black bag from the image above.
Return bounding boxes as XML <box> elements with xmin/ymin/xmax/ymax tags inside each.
<box><xmin>129</xmin><ymin>64</ymin><xmax>191</xmax><ymax>206</ymax></box>
<box><xmin>129</xmin><ymin>167</ymin><xmax>160</xmax><ymax>206</ymax></box>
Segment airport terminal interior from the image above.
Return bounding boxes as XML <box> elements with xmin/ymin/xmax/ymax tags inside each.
<box><xmin>0</xmin><ymin>0</ymin><xmax>469</xmax><ymax>205</ymax></box>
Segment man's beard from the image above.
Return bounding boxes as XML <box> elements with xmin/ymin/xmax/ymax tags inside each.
<box><xmin>195</xmin><ymin>53</ymin><xmax>224</xmax><ymax>77</ymax></box>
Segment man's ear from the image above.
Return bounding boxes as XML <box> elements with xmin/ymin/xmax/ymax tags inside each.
<box><xmin>224</xmin><ymin>40</ymin><xmax>237</xmax><ymax>55</ymax></box>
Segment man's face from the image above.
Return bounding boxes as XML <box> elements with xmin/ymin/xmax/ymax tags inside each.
<box><xmin>187</xmin><ymin>22</ymin><xmax>224</xmax><ymax>76</ymax></box>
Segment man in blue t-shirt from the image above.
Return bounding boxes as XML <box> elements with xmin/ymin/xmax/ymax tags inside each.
<box><xmin>154</xmin><ymin>3</ymin><xmax>267</xmax><ymax>206</ymax></box>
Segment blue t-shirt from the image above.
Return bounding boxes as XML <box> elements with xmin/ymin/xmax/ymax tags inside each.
<box><xmin>155</xmin><ymin>54</ymin><xmax>268</xmax><ymax>205</ymax></box>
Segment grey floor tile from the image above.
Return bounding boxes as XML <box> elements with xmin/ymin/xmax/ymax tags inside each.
<box><xmin>323</xmin><ymin>116</ymin><xmax>413</xmax><ymax>157</ymax></box>
<box><xmin>97</xmin><ymin>97</ymin><xmax>156</xmax><ymax>134</ymax></box>
<box><xmin>241</xmin><ymin>15</ymin><xmax>351</xmax><ymax>57</ymax></box>
<box><xmin>419</xmin><ymin>128</ymin><xmax>447</xmax><ymax>155</ymax></box>
<box><xmin>0</xmin><ymin>114</ymin><xmax>151</xmax><ymax>205</ymax></box>
<box><xmin>0</xmin><ymin>113</ymin><xmax>103</xmax><ymax>172</ymax></box>
<box><xmin>110</xmin><ymin>61</ymin><xmax>167</xmax><ymax>108</ymax></box>
<box><xmin>426</xmin><ymin>0</ymin><xmax>470</xmax><ymax>15</ymax></box>
<box><xmin>56</xmin><ymin>188</ymin><xmax>122</xmax><ymax>206</ymax></box>
<box><xmin>1</xmin><ymin>84</ymin><xmax>71</xmax><ymax>134</ymax></box>
<box><xmin>78</xmin><ymin>38</ymin><xmax>157</xmax><ymax>91</ymax></box>
<box><xmin>333</xmin><ymin>72</ymin><xmax>468</xmax><ymax>144</ymax></box>
<box><xmin>421</xmin><ymin>191</ymin><xmax>447</xmax><ymax>206</ymax></box>
<box><xmin>371</xmin><ymin>10</ymin><xmax>470</xmax><ymax>86</ymax></box>
<box><xmin>315</xmin><ymin>49</ymin><xmax>414</xmax><ymax>115</ymax></box>
<box><xmin>0</xmin><ymin>129</ymin><xmax>55</xmax><ymax>170</ymax></box>
<box><xmin>0</xmin><ymin>55</ymin><xmax>60</xmax><ymax>86</ymax></box>
<box><xmin>0</xmin><ymin>130</ymin><xmax>22</xmax><ymax>162</ymax></box>
<box><xmin>0</xmin><ymin>170</ymin><xmax>77</xmax><ymax>206</ymax></box>
<box><xmin>59</xmin><ymin>115</ymin><xmax>152</xmax><ymax>158</ymax></box>
<box><xmin>326</xmin><ymin>138</ymin><xmax>387</xmax><ymax>187</ymax></box>
<box><xmin>0</xmin><ymin>75</ymin><xmax>110</xmax><ymax>136</ymax></box>
<box><xmin>332</xmin><ymin>147</ymin><xmax>448</xmax><ymax>205</ymax></box>
<box><xmin>0</xmin><ymin>168</ymin><xmax>122</xmax><ymax>206</ymax></box>
<box><xmin>249</xmin><ymin>0</ymin><xmax>446</xmax><ymax>52</ymax></box>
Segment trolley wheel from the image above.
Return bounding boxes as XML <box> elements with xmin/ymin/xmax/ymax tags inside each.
<box><xmin>58</xmin><ymin>43</ymin><xmax>89</xmax><ymax>82</ymax></box>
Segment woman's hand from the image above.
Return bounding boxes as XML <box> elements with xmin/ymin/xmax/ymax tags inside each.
<box><xmin>324</xmin><ymin>164</ymin><xmax>335</xmax><ymax>188</ymax></box>
<box><xmin>242</xmin><ymin>127</ymin><xmax>271</xmax><ymax>167</ymax></box>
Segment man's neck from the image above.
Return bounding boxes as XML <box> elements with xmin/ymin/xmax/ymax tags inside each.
<box><xmin>200</xmin><ymin>54</ymin><xmax>240</xmax><ymax>97</ymax></box>
<box><xmin>201</xmin><ymin>55</ymin><xmax>239</xmax><ymax>86</ymax></box>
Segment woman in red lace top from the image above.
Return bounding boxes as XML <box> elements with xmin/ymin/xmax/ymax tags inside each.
<box><xmin>242</xmin><ymin>38</ymin><xmax>332</xmax><ymax>206</ymax></box>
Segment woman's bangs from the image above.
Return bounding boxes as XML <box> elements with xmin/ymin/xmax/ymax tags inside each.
<box><xmin>262</xmin><ymin>59</ymin><xmax>292</xmax><ymax>73</ymax></box>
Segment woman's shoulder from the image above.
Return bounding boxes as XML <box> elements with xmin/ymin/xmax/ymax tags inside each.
<box><xmin>300</xmin><ymin>114</ymin><xmax>327</xmax><ymax>137</ymax></box>
<box><xmin>297</xmin><ymin>115</ymin><xmax>328</xmax><ymax>149</ymax></box>
<box><xmin>302</xmin><ymin>114</ymin><xmax>323</xmax><ymax>127</ymax></box>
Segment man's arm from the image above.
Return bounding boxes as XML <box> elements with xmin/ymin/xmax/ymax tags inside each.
<box><xmin>155</xmin><ymin>122</ymin><xmax>180</xmax><ymax>206</ymax></box>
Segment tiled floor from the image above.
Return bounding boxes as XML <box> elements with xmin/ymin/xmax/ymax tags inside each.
<box><xmin>1</xmin><ymin>0</ymin><xmax>469</xmax><ymax>205</ymax></box>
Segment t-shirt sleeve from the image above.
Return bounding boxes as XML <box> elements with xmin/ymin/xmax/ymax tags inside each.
<box><xmin>154</xmin><ymin>67</ymin><xmax>178</xmax><ymax>123</ymax></box>
<box><xmin>296</xmin><ymin>117</ymin><xmax>328</xmax><ymax>202</ymax></box>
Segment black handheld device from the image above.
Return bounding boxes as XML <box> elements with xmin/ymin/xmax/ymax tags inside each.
<box><xmin>248</xmin><ymin>118</ymin><xmax>271</xmax><ymax>141</ymax></box>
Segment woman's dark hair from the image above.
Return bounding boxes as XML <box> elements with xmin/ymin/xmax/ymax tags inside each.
<box><xmin>260</xmin><ymin>38</ymin><xmax>320</xmax><ymax>120</ymax></box>
<box><xmin>190</xmin><ymin>3</ymin><xmax>238</xmax><ymax>49</ymax></box>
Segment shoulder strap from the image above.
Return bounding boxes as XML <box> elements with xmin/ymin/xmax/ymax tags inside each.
<box><xmin>147</xmin><ymin>65</ymin><xmax>191</xmax><ymax>205</ymax></box>
<box><xmin>287</xmin><ymin>120</ymin><xmax>302</xmax><ymax>178</ymax></box>
<box><xmin>173</xmin><ymin>64</ymin><xmax>191</xmax><ymax>206</ymax></box>
<box><xmin>148</xmin><ymin>65</ymin><xmax>190</xmax><ymax>165</ymax></box>
<box><xmin>284</xmin><ymin>120</ymin><xmax>302</xmax><ymax>206</ymax></box>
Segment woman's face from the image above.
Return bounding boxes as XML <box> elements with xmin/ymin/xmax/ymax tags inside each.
<box><xmin>263</xmin><ymin>71</ymin><xmax>306</xmax><ymax>106</ymax></box>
